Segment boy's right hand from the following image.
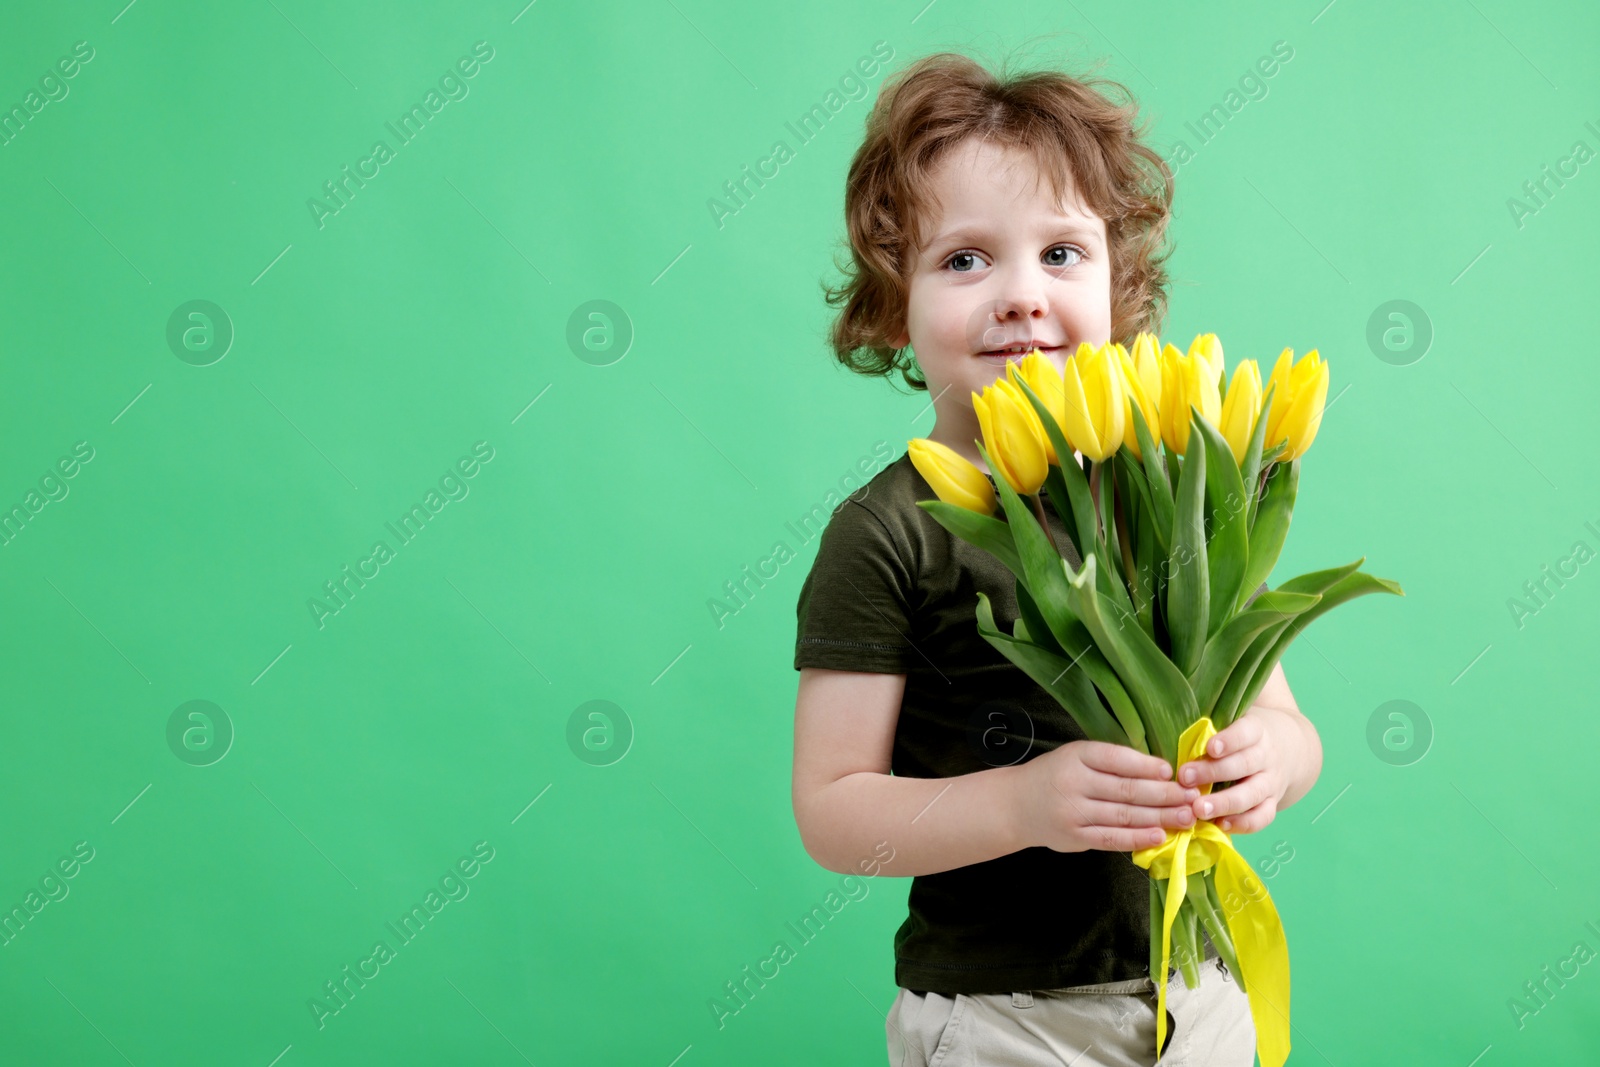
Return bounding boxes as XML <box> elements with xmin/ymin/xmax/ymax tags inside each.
<box><xmin>1010</xmin><ymin>740</ymin><xmax>1202</xmax><ymax>854</ymax></box>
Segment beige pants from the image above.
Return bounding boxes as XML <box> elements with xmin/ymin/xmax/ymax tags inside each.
<box><xmin>886</xmin><ymin>957</ymin><xmax>1255</xmax><ymax>1067</ymax></box>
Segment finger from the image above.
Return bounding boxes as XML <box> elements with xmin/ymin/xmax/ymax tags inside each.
<box><xmin>1087</xmin><ymin>769</ymin><xmax>1201</xmax><ymax>808</ymax></box>
<box><xmin>1085</xmin><ymin>799</ymin><xmax>1198</xmax><ymax>831</ymax></box>
<box><xmin>1217</xmin><ymin>794</ymin><xmax>1278</xmax><ymax>834</ymax></box>
<box><xmin>1084</xmin><ymin>824</ymin><xmax>1181</xmax><ymax>853</ymax></box>
<box><xmin>1203</xmin><ymin>716</ymin><xmax>1263</xmax><ymax>760</ymax></box>
<box><xmin>1080</xmin><ymin>741</ymin><xmax>1176</xmax><ymax>781</ymax></box>
<box><xmin>1194</xmin><ymin>777</ymin><xmax>1272</xmax><ymax>821</ymax></box>
<box><xmin>1178</xmin><ymin>746</ymin><xmax>1264</xmax><ymax>788</ymax></box>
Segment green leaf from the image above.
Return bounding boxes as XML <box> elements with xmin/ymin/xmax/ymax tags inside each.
<box><xmin>1166</xmin><ymin>412</ymin><xmax>1210</xmax><ymax>676</ymax></box>
<box><xmin>1015</xmin><ymin>574</ymin><xmax>1147</xmax><ymax>752</ymax></box>
<box><xmin>1101</xmin><ymin>454</ymin><xmax>1122</xmax><ymax>581</ymax></box>
<box><xmin>1042</xmin><ymin>465</ymin><xmax>1080</xmax><ymax>564</ymax></box>
<box><xmin>1062</xmin><ymin>554</ymin><xmax>1195</xmax><ymax>764</ymax></box>
<box><xmin>1015</xmin><ymin>579</ymin><xmax>1069</xmax><ymax>656</ymax></box>
<box><xmin>1192</xmin><ymin>413</ymin><xmax>1249</xmax><ymax>638</ymax></box>
<box><xmin>1134</xmin><ymin>499</ymin><xmax>1157</xmax><ymax>642</ymax></box>
<box><xmin>1119</xmin><ymin>446</ymin><xmax>1153</xmax><ymax>522</ymax></box>
<box><xmin>1225</xmin><ymin>570</ymin><xmax>1405</xmax><ymax>726</ymax></box>
<box><xmin>1188</xmin><ymin>591</ymin><xmax>1321</xmax><ymax>716</ymax></box>
<box><xmin>962</xmin><ymin>427</ymin><xmax>1158</xmax><ymax>758</ymax></box>
<box><xmin>1238</xmin><ymin>459</ymin><xmax>1299</xmax><ymax>606</ymax></box>
<box><xmin>974</xmin><ymin>592</ymin><xmax>1131</xmax><ymax>748</ymax></box>
<box><xmin>1117</xmin><ymin>458</ymin><xmax>1158</xmax><ymax>641</ymax></box>
<box><xmin>915</xmin><ymin>500</ymin><xmax>1024</xmax><ymax>582</ymax></box>
<box><xmin>1129</xmin><ymin>401</ymin><xmax>1174</xmax><ymax>556</ymax></box>
<box><xmin>978</xmin><ymin>439</ymin><xmax>1083</xmax><ymax>656</ymax></box>
<box><xmin>1096</xmin><ymin>677</ymin><xmax>1148</xmax><ymax>753</ymax></box>
<box><xmin>1096</xmin><ymin>457</ymin><xmax>1139</xmax><ymax>621</ymax></box>
<box><xmin>1276</xmin><ymin>558</ymin><xmax>1370</xmax><ymax>596</ymax></box>
<box><xmin>1239</xmin><ymin>382</ymin><xmax>1276</xmax><ymax>530</ymax></box>
<box><xmin>1214</xmin><ymin>622</ymin><xmax>1294</xmax><ymax>734</ymax></box>
<box><xmin>1008</xmin><ymin>373</ymin><xmax>1101</xmax><ymax>567</ymax></box>
<box><xmin>1211</xmin><ymin>558</ymin><xmax>1372</xmax><ymax>725</ymax></box>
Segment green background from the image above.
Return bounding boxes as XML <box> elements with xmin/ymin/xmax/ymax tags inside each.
<box><xmin>1</xmin><ymin>0</ymin><xmax>1596</xmax><ymax>1063</ymax></box>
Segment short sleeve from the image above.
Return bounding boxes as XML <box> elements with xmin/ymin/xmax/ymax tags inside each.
<box><xmin>794</xmin><ymin>499</ymin><xmax>915</xmax><ymax>673</ymax></box>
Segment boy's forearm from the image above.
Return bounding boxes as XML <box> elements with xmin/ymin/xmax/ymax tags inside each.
<box><xmin>799</xmin><ymin>764</ymin><xmax>1029</xmax><ymax>877</ymax></box>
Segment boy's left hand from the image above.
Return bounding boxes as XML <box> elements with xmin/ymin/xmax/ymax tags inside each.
<box><xmin>1176</xmin><ymin>708</ymin><xmax>1296</xmax><ymax>834</ymax></box>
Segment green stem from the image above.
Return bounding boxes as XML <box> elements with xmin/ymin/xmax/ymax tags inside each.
<box><xmin>1029</xmin><ymin>491</ymin><xmax>1064</xmax><ymax>563</ymax></box>
<box><xmin>1172</xmin><ymin>894</ymin><xmax>1202</xmax><ymax>989</ymax></box>
<box><xmin>1150</xmin><ymin>878</ymin><xmax>1166</xmax><ymax>989</ymax></box>
<box><xmin>1191</xmin><ymin>870</ymin><xmax>1246</xmax><ymax>993</ymax></box>
<box><xmin>1187</xmin><ymin>899</ymin><xmax>1205</xmax><ymax>988</ymax></box>
<box><xmin>1087</xmin><ymin>460</ymin><xmax>1102</xmax><ymax>535</ymax></box>
<box><xmin>1114</xmin><ymin>462</ymin><xmax>1138</xmax><ymax>599</ymax></box>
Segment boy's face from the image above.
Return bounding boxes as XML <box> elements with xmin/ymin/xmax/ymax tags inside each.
<box><xmin>891</xmin><ymin>137</ymin><xmax>1113</xmax><ymax>465</ymax></box>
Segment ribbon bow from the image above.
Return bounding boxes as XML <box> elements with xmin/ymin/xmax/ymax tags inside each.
<box><xmin>1131</xmin><ymin>716</ymin><xmax>1291</xmax><ymax>1067</ymax></box>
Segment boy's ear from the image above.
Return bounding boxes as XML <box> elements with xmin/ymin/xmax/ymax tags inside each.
<box><xmin>889</xmin><ymin>327</ymin><xmax>910</xmax><ymax>349</ymax></box>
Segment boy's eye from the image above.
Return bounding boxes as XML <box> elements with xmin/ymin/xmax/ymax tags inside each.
<box><xmin>945</xmin><ymin>250</ymin><xmax>987</xmax><ymax>272</ymax></box>
<box><xmin>1044</xmin><ymin>244</ymin><xmax>1087</xmax><ymax>268</ymax></box>
<box><xmin>942</xmin><ymin>245</ymin><xmax>1088</xmax><ymax>272</ymax></box>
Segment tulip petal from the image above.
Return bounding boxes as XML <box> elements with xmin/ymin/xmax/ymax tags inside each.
<box><xmin>1009</xmin><ymin>370</ymin><xmax>1103</xmax><ymax>574</ymax></box>
<box><xmin>990</xmin><ymin>382</ymin><xmax>1050</xmax><ymax>494</ymax></box>
<box><xmin>1117</xmin><ymin>346</ymin><xmax>1158</xmax><ymax>462</ymax></box>
<box><xmin>1262</xmin><ymin>348</ymin><xmax>1295</xmax><ymax>448</ymax></box>
<box><xmin>1284</xmin><ymin>358</ymin><xmax>1329</xmax><ymax>460</ymax></box>
<box><xmin>1092</xmin><ymin>345</ymin><xmax>1127</xmax><ymax>460</ymax></box>
<box><xmin>1219</xmin><ymin>361</ymin><xmax>1262</xmax><ymax>464</ymax></box>
<box><xmin>1059</xmin><ymin>350</ymin><xmax>1100</xmax><ymax>459</ymax></box>
<box><xmin>908</xmin><ymin>437</ymin><xmax>997</xmax><ymax>515</ymax></box>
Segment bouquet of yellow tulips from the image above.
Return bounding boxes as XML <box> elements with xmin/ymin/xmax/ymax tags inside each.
<box><xmin>907</xmin><ymin>333</ymin><xmax>1402</xmax><ymax>1067</ymax></box>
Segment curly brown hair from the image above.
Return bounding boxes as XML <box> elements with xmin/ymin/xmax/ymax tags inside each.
<box><xmin>822</xmin><ymin>49</ymin><xmax>1176</xmax><ymax>392</ymax></box>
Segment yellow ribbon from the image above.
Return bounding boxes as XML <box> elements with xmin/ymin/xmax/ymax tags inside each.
<box><xmin>1131</xmin><ymin>716</ymin><xmax>1291</xmax><ymax>1067</ymax></box>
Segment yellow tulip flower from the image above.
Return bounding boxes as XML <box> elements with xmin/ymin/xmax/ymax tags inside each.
<box><xmin>1218</xmin><ymin>359</ymin><xmax>1263</xmax><ymax>464</ymax></box>
<box><xmin>996</xmin><ymin>375</ymin><xmax>1051</xmax><ymax>449</ymax></box>
<box><xmin>1005</xmin><ymin>350</ymin><xmax>1068</xmax><ymax>464</ymax></box>
<box><xmin>1117</xmin><ymin>342</ymin><xmax>1160</xmax><ymax>461</ymax></box>
<box><xmin>1262</xmin><ymin>348</ymin><xmax>1329</xmax><ymax>461</ymax></box>
<box><xmin>1188</xmin><ymin>332</ymin><xmax>1226</xmax><ymax>392</ymax></box>
<box><xmin>1128</xmin><ymin>332</ymin><xmax>1164</xmax><ymax>419</ymax></box>
<box><xmin>1060</xmin><ymin>341</ymin><xmax>1126</xmax><ymax>462</ymax></box>
<box><xmin>973</xmin><ymin>378</ymin><xmax>1050</xmax><ymax>495</ymax></box>
<box><xmin>907</xmin><ymin>438</ymin><xmax>997</xmax><ymax>515</ymax></box>
<box><xmin>1158</xmin><ymin>343</ymin><xmax>1222</xmax><ymax>457</ymax></box>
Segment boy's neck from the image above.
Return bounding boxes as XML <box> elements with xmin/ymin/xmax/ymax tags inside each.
<box><xmin>928</xmin><ymin>418</ymin><xmax>990</xmax><ymax>476</ymax></box>
<box><xmin>927</xmin><ymin>418</ymin><xmax>1084</xmax><ymax>480</ymax></box>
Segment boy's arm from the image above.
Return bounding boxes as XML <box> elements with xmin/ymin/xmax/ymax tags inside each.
<box><xmin>793</xmin><ymin>666</ymin><xmax>1202</xmax><ymax>873</ymax></box>
<box><xmin>1245</xmin><ymin>662</ymin><xmax>1322</xmax><ymax>808</ymax></box>
<box><xmin>792</xmin><ymin>667</ymin><xmax>1028</xmax><ymax>877</ymax></box>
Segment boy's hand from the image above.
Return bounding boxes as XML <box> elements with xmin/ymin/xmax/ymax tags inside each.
<box><xmin>1176</xmin><ymin>709</ymin><xmax>1295</xmax><ymax>834</ymax></box>
<box><xmin>1011</xmin><ymin>740</ymin><xmax>1203</xmax><ymax>854</ymax></box>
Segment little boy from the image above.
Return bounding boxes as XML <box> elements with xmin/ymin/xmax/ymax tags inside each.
<box><xmin>791</xmin><ymin>51</ymin><xmax>1324</xmax><ymax>1066</ymax></box>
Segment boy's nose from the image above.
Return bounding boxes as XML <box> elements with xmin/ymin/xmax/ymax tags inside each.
<box><xmin>966</xmin><ymin>292</ymin><xmax>1051</xmax><ymax>352</ymax></box>
<box><xmin>988</xmin><ymin>303</ymin><xmax>1049</xmax><ymax>348</ymax></box>
<box><xmin>992</xmin><ymin>272</ymin><xmax>1052</xmax><ymax>322</ymax></box>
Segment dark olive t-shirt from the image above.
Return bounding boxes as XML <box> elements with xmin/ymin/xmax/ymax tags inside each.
<box><xmin>794</xmin><ymin>450</ymin><xmax>1230</xmax><ymax>994</ymax></box>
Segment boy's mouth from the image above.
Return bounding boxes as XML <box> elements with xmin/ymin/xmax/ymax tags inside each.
<box><xmin>978</xmin><ymin>343</ymin><xmax>1061</xmax><ymax>365</ymax></box>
